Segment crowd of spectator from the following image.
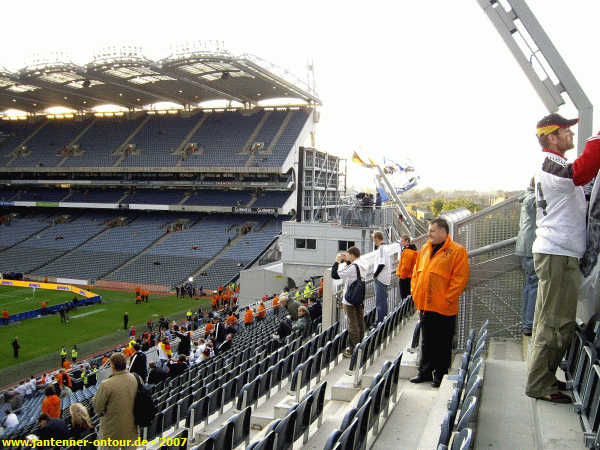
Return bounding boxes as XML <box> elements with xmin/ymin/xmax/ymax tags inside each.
<box><xmin>0</xmin><ymin>278</ymin><xmax>323</xmax><ymax>445</ymax></box>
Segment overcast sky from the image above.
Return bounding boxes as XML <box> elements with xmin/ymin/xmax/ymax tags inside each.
<box><xmin>1</xmin><ymin>0</ymin><xmax>598</xmax><ymax>191</ymax></box>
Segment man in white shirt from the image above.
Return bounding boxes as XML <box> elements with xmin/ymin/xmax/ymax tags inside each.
<box><xmin>372</xmin><ymin>231</ymin><xmax>393</xmax><ymax>324</ymax></box>
<box><xmin>526</xmin><ymin>114</ymin><xmax>600</xmax><ymax>403</ymax></box>
<box><xmin>2</xmin><ymin>407</ymin><xmax>19</xmax><ymax>428</ymax></box>
<box><xmin>331</xmin><ymin>246</ymin><xmax>367</xmax><ymax>357</ymax></box>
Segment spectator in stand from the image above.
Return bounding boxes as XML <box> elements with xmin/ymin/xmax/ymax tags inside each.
<box><xmin>216</xmin><ymin>334</ymin><xmax>234</xmax><ymax>354</ymax></box>
<box><xmin>205</xmin><ymin>320</ymin><xmax>215</xmax><ymax>338</ymax></box>
<box><xmin>410</xmin><ymin>218</ymin><xmax>469</xmax><ymax>388</ymax></box>
<box><xmin>56</xmin><ymin>369</ymin><xmax>72</xmax><ymax>392</ymax></box>
<box><xmin>515</xmin><ymin>179</ymin><xmax>538</xmax><ymax>337</ymax></box>
<box><xmin>41</xmin><ymin>385</ymin><xmax>61</xmax><ymax>419</ymax></box>
<box><xmin>244</xmin><ymin>307</ymin><xmax>254</xmax><ymax>328</ymax></box>
<box><xmin>157</xmin><ymin>337</ymin><xmax>172</xmax><ymax>367</ymax></box>
<box><xmin>525</xmin><ymin>114</ymin><xmax>600</xmax><ymax>403</ymax></box>
<box><xmin>213</xmin><ymin>318</ymin><xmax>226</xmax><ymax>344</ymax></box>
<box><xmin>37</xmin><ymin>413</ymin><xmax>69</xmax><ymax>441</ymax></box>
<box><xmin>225</xmin><ymin>312</ymin><xmax>238</xmax><ymax>331</ymax></box>
<box><xmin>2</xmin><ymin>308</ymin><xmax>9</xmax><ymax>325</ymax></box>
<box><xmin>280</xmin><ymin>294</ymin><xmax>300</xmax><ymax>321</ymax></box>
<box><xmin>272</xmin><ymin>315</ymin><xmax>293</xmax><ymax>347</ymax></box>
<box><xmin>372</xmin><ymin>231</ymin><xmax>393</xmax><ymax>324</ymax></box>
<box><xmin>293</xmin><ymin>306</ymin><xmax>312</xmax><ymax>336</ymax></box>
<box><xmin>332</xmin><ymin>246</ymin><xmax>367</xmax><ymax>358</ymax></box>
<box><xmin>174</xmin><ymin>325</ymin><xmax>192</xmax><ymax>356</ymax></box>
<box><xmin>129</xmin><ymin>343</ymin><xmax>148</xmax><ymax>382</ymax></box>
<box><xmin>123</xmin><ymin>312</ymin><xmax>128</xmax><ymax>330</ymax></box>
<box><xmin>12</xmin><ymin>336</ymin><xmax>19</xmax><ymax>359</ymax></box>
<box><xmin>2</xmin><ymin>406</ymin><xmax>18</xmax><ymax>429</ymax></box>
<box><xmin>147</xmin><ymin>361</ymin><xmax>168</xmax><ymax>385</ymax></box>
<box><xmin>93</xmin><ymin>352</ymin><xmax>138</xmax><ymax>444</ymax></box>
<box><xmin>68</xmin><ymin>402</ymin><xmax>93</xmax><ymax>441</ymax></box>
<box><xmin>62</xmin><ymin>359</ymin><xmax>72</xmax><ymax>370</ymax></box>
<box><xmin>396</xmin><ymin>235</ymin><xmax>418</xmax><ymax>300</ymax></box>
<box><xmin>166</xmin><ymin>355</ymin><xmax>188</xmax><ymax>378</ymax></box>
<box><xmin>256</xmin><ymin>302</ymin><xmax>266</xmax><ymax>321</ymax></box>
<box><xmin>308</xmin><ymin>299</ymin><xmax>322</xmax><ymax>322</ymax></box>
<box><xmin>272</xmin><ymin>295</ymin><xmax>280</xmax><ymax>313</ymax></box>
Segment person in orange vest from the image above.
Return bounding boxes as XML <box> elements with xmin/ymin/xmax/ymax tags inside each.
<box><xmin>211</xmin><ymin>294</ymin><xmax>218</xmax><ymax>310</ymax></box>
<box><xmin>41</xmin><ymin>301</ymin><xmax>47</xmax><ymax>316</ymax></box>
<box><xmin>396</xmin><ymin>235</ymin><xmax>418</xmax><ymax>299</ymax></box>
<box><xmin>56</xmin><ymin>369</ymin><xmax>72</xmax><ymax>390</ymax></box>
<box><xmin>318</xmin><ymin>278</ymin><xmax>324</xmax><ymax>297</ymax></box>
<box><xmin>235</xmin><ymin>284</ymin><xmax>240</xmax><ymax>293</ymax></box>
<box><xmin>410</xmin><ymin>218</ymin><xmax>469</xmax><ymax>388</ymax></box>
<box><xmin>205</xmin><ymin>321</ymin><xmax>215</xmax><ymax>337</ymax></box>
<box><xmin>244</xmin><ymin>307</ymin><xmax>254</xmax><ymax>328</ymax></box>
<box><xmin>225</xmin><ymin>313</ymin><xmax>238</xmax><ymax>329</ymax></box>
<box><xmin>62</xmin><ymin>359</ymin><xmax>72</xmax><ymax>370</ymax></box>
<box><xmin>135</xmin><ymin>285</ymin><xmax>141</xmax><ymax>300</ymax></box>
<box><xmin>136</xmin><ymin>294</ymin><xmax>142</xmax><ymax>304</ymax></box>
<box><xmin>2</xmin><ymin>309</ymin><xmax>8</xmax><ymax>326</ymax></box>
<box><xmin>272</xmin><ymin>295</ymin><xmax>280</xmax><ymax>313</ymax></box>
<box><xmin>256</xmin><ymin>302</ymin><xmax>266</xmax><ymax>321</ymax></box>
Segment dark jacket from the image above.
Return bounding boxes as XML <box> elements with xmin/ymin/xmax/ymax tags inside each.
<box><xmin>129</xmin><ymin>351</ymin><xmax>148</xmax><ymax>382</ymax></box>
<box><xmin>175</xmin><ymin>332</ymin><xmax>191</xmax><ymax>356</ymax></box>
<box><xmin>147</xmin><ymin>366</ymin><xmax>168</xmax><ymax>385</ymax></box>
<box><xmin>38</xmin><ymin>418</ymin><xmax>69</xmax><ymax>441</ymax></box>
<box><xmin>216</xmin><ymin>340</ymin><xmax>232</xmax><ymax>354</ymax></box>
<box><xmin>167</xmin><ymin>361</ymin><xmax>187</xmax><ymax>378</ymax></box>
<box><xmin>309</xmin><ymin>302</ymin><xmax>322</xmax><ymax>321</ymax></box>
<box><xmin>214</xmin><ymin>322</ymin><xmax>226</xmax><ymax>343</ymax></box>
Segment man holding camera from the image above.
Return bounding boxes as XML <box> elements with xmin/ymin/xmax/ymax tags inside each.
<box><xmin>332</xmin><ymin>247</ymin><xmax>366</xmax><ymax>357</ymax></box>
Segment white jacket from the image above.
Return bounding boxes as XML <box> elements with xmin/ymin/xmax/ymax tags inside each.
<box><xmin>532</xmin><ymin>152</ymin><xmax>587</xmax><ymax>258</ymax></box>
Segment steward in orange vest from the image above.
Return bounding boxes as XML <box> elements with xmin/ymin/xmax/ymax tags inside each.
<box><xmin>396</xmin><ymin>235</ymin><xmax>418</xmax><ymax>300</ymax></box>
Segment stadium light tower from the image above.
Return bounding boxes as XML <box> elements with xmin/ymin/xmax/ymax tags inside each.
<box><xmin>477</xmin><ymin>0</ymin><xmax>593</xmax><ymax>155</ymax></box>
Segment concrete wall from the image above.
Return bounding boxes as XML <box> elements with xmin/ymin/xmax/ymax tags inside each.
<box><xmin>238</xmin><ymin>264</ymin><xmax>288</xmax><ymax>306</ymax></box>
<box><xmin>280</xmin><ymin>221</ymin><xmax>374</xmax><ymax>267</ymax></box>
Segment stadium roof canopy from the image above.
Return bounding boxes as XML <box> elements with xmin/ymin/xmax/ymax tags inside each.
<box><xmin>0</xmin><ymin>44</ymin><xmax>320</xmax><ymax>113</ymax></box>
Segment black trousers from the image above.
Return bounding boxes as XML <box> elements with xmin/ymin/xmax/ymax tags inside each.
<box><xmin>399</xmin><ymin>278</ymin><xmax>411</xmax><ymax>299</ymax></box>
<box><xmin>419</xmin><ymin>310</ymin><xmax>456</xmax><ymax>379</ymax></box>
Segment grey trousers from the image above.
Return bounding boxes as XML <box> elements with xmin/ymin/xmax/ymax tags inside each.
<box><xmin>525</xmin><ymin>253</ymin><xmax>580</xmax><ymax>398</ymax></box>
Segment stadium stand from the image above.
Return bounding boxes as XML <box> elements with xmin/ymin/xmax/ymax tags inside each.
<box><xmin>67</xmin><ymin>189</ymin><xmax>125</xmax><ymax>203</ymax></box>
<box><xmin>9</xmin><ymin>119</ymin><xmax>94</xmax><ymax>168</ymax></box>
<box><xmin>252</xmin><ymin>191</ymin><xmax>292</xmax><ymax>208</ymax></box>
<box><xmin>61</xmin><ymin>116</ymin><xmax>146</xmax><ymax>168</ymax></box>
<box><xmin>121</xmin><ymin>189</ymin><xmax>187</xmax><ymax>205</ymax></box>
<box><xmin>184</xmin><ymin>190</ymin><xmax>253</xmax><ymax>207</ymax></box>
<box><xmin>120</xmin><ymin>114</ymin><xmax>200</xmax><ymax>167</ymax></box>
<box><xmin>0</xmin><ymin>212</ymin><xmax>115</xmax><ymax>274</ymax></box>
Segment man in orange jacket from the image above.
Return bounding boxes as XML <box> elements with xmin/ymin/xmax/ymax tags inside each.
<box><xmin>256</xmin><ymin>302</ymin><xmax>266</xmax><ymax>321</ymax></box>
<box><xmin>410</xmin><ymin>218</ymin><xmax>469</xmax><ymax>387</ymax></box>
<box><xmin>396</xmin><ymin>235</ymin><xmax>418</xmax><ymax>299</ymax></box>
<box><xmin>244</xmin><ymin>307</ymin><xmax>254</xmax><ymax>327</ymax></box>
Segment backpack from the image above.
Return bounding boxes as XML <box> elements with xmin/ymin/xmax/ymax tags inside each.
<box><xmin>344</xmin><ymin>264</ymin><xmax>365</xmax><ymax>307</ymax></box>
<box><xmin>133</xmin><ymin>373</ymin><xmax>157</xmax><ymax>427</ymax></box>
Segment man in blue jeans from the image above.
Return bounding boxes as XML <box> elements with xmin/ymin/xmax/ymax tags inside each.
<box><xmin>372</xmin><ymin>231</ymin><xmax>392</xmax><ymax>324</ymax></box>
<box><xmin>515</xmin><ymin>179</ymin><xmax>537</xmax><ymax>336</ymax></box>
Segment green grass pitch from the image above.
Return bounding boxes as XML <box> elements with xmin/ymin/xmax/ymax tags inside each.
<box><xmin>0</xmin><ymin>285</ymin><xmax>209</xmax><ymax>370</ymax></box>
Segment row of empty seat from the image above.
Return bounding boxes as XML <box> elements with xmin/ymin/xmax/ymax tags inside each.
<box><xmin>437</xmin><ymin>321</ymin><xmax>489</xmax><ymax>450</ymax></box>
<box><xmin>0</xmin><ymin>109</ymin><xmax>311</xmax><ymax>169</ymax></box>
<box><xmin>0</xmin><ymin>187</ymin><xmax>291</xmax><ymax>208</ymax></box>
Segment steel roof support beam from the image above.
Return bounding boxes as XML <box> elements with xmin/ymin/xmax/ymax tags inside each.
<box><xmin>477</xmin><ymin>0</ymin><xmax>593</xmax><ymax>154</ymax></box>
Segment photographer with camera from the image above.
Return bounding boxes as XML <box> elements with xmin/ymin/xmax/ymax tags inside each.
<box><xmin>332</xmin><ymin>247</ymin><xmax>366</xmax><ymax>358</ymax></box>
